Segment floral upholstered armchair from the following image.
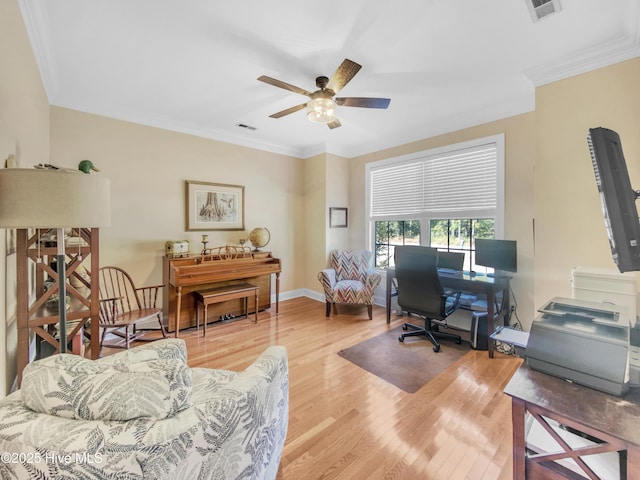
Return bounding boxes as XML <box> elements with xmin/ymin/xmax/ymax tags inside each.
<box><xmin>0</xmin><ymin>339</ymin><xmax>288</xmax><ymax>480</ymax></box>
<box><xmin>317</xmin><ymin>249</ymin><xmax>382</xmax><ymax>320</ymax></box>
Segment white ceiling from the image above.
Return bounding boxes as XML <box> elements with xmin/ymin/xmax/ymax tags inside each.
<box><xmin>19</xmin><ymin>0</ymin><xmax>640</xmax><ymax>159</ymax></box>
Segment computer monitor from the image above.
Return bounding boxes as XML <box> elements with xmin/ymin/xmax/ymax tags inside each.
<box><xmin>437</xmin><ymin>251</ymin><xmax>465</xmax><ymax>272</ymax></box>
<box><xmin>587</xmin><ymin>127</ymin><xmax>640</xmax><ymax>272</ymax></box>
<box><xmin>475</xmin><ymin>239</ymin><xmax>517</xmax><ymax>273</ymax></box>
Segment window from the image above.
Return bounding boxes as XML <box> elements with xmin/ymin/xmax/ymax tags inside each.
<box><xmin>374</xmin><ymin>220</ymin><xmax>420</xmax><ymax>268</ymax></box>
<box><xmin>366</xmin><ymin>135</ymin><xmax>505</xmax><ymax>268</ymax></box>
<box><xmin>372</xmin><ymin>217</ymin><xmax>495</xmax><ymax>269</ymax></box>
<box><xmin>429</xmin><ymin>218</ymin><xmax>495</xmax><ymax>272</ymax></box>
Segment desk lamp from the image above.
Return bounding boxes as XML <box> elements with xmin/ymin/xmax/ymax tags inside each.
<box><xmin>0</xmin><ymin>168</ymin><xmax>111</xmax><ymax>353</ymax></box>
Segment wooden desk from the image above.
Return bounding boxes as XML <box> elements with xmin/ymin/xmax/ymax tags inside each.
<box><xmin>385</xmin><ymin>268</ymin><xmax>511</xmax><ymax>358</ymax></box>
<box><xmin>504</xmin><ymin>365</ymin><xmax>640</xmax><ymax>479</ymax></box>
<box><xmin>163</xmin><ymin>252</ymin><xmax>281</xmax><ymax>336</ymax></box>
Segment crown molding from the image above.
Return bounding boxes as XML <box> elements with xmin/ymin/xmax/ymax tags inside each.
<box><xmin>52</xmin><ymin>98</ymin><xmax>314</xmax><ymax>158</ymax></box>
<box><xmin>523</xmin><ymin>34</ymin><xmax>640</xmax><ymax>87</ymax></box>
<box><xmin>18</xmin><ymin>0</ymin><xmax>58</xmax><ymax>101</ymax></box>
<box><xmin>21</xmin><ymin>0</ymin><xmax>640</xmax><ymax>160</ymax></box>
<box><xmin>330</xmin><ymin>94</ymin><xmax>534</xmax><ymax>159</ymax></box>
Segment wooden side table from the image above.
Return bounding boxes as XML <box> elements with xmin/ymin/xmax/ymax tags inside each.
<box><xmin>504</xmin><ymin>364</ymin><xmax>640</xmax><ymax>479</ymax></box>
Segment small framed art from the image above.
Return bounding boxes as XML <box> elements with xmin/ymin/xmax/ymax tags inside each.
<box><xmin>329</xmin><ymin>207</ymin><xmax>348</xmax><ymax>228</ymax></box>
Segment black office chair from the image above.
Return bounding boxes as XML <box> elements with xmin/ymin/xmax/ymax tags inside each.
<box><xmin>395</xmin><ymin>246</ymin><xmax>462</xmax><ymax>352</ymax></box>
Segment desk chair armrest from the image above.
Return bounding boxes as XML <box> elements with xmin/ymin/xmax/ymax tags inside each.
<box><xmin>442</xmin><ymin>290</ymin><xmax>462</xmax><ymax>317</ymax></box>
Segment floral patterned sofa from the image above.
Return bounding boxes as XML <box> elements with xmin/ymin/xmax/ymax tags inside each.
<box><xmin>0</xmin><ymin>339</ymin><xmax>289</xmax><ymax>480</ymax></box>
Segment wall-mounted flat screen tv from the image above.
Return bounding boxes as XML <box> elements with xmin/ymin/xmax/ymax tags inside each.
<box><xmin>587</xmin><ymin>127</ymin><xmax>640</xmax><ymax>272</ymax></box>
<box><xmin>475</xmin><ymin>239</ymin><xmax>517</xmax><ymax>273</ymax></box>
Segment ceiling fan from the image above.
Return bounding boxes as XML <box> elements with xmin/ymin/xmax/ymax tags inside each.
<box><xmin>257</xmin><ymin>58</ymin><xmax>390</xmax><ymax>129</ymax></box>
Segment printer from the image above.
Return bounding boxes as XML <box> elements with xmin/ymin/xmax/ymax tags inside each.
<box><xmin>525</xmin><ymin>296</ymin><xmax>631</xmax><ymax>396</ymax></box>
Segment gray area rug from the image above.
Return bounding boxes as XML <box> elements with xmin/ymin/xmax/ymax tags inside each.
<box><xmin>338</xmin><ymin>325</ymin><xmax>471</xmax><ymax>393</ymax></box>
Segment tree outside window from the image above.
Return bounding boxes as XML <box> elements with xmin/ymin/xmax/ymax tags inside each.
<box><xmin>375</xmin><ymin>218</ymin><xmax>495</xmax><ymax>270</ymax></box>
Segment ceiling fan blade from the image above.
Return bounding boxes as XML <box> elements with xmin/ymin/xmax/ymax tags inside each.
<box><xmin>327</xmin><ymin>59</ymin><xmax>362</xmax><ymax>93</ymax></box>
<box><xmin>336</xmin><ymin>97</ymin><xmax>391</xmax><ymax>109</ymax></box>
<box><xmin>327</xmin><ymin>119</ymin><xmax>341</xmax><ymax>129</ymax></box>
<box><xmin>269</xmin><ymin>103</ymin><xmax>308</xmax><ymax>119</ymax></box>
<box><xmin>258</xmin><ymin>75</ymin><xmax>313</xmax><ymax>97</ymax></box>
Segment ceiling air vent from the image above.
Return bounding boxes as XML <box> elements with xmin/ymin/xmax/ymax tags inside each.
<box><xmin>236</xmin><ymin>123</ymin><xmax>257</xmax><ymax>131</ymax></box>
<box><xmin>525</xmin><ymin>0</ymin><xmax>562</xmax><ymax>22</ymax></box>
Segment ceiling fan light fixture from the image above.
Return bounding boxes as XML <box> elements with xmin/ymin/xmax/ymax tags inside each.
<box><xmin>306</xmin><ymin>97</ymin><xmax>337</xmax><ymax>124</ymax></box>
<box><xmin>258</xmin><ymin>59</ymin><xmax>389</xmax><ymax>128</ymax></box>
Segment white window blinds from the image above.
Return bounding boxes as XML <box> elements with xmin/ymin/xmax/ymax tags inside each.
<box><xmin>370</xmin><ymin>142</ymin><xmax>498</xmax><ymax>219</ymax></box>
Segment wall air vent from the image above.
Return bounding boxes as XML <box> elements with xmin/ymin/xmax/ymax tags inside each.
<box><xmin>525</xmin><ymin>0</ymin><xmax>562</xmax><ymax>22</ymax></box>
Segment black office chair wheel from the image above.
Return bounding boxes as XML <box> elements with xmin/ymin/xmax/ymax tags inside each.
<box><xmin>433</xmin><ymin>344</ymin><xmax>441</xmax><ymax>352</ymax></box>
<box><xmin>402</xmin><ymin>324</ymin><xmax>408</xmax><ymax>331</ymax></box>
<box><xmin>399</xmin><ymin>335</ymin><xmax>405</xmax><ymax>342</ymax></box>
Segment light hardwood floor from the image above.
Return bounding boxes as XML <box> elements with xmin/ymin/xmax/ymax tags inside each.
<box><xmin>135</xmin><ymin>297</ymin><xmax>523</xmax><ymax>480</ymax></box>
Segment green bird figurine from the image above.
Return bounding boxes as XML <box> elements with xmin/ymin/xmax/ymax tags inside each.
<box><xmin>78</xmin><ymin>160</ymin><xmax>100</xmax><ymax>174</ymax></box>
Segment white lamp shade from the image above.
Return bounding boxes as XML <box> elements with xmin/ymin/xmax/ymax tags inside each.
<box><xmin>0</xmin><ymin>168</ymin><xmax>111</xmax><ymax>228</ymax></box>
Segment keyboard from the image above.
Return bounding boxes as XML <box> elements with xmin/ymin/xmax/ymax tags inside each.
<box><xmin>438</xmin><ymin>268</ymin><xmax>462</xmax><ymax>276</ymax></box>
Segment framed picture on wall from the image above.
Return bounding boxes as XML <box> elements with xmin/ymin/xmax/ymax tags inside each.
<box><xmin>185</xmin><ymin>180</ymin><xmax>245</xmax><ymax>231</ymax></box>
<box><xmin>329</xmin><ymin>207</ymin><xmax>348</xmax><ymax>228</ymax></box>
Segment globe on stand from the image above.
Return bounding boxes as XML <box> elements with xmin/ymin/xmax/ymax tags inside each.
<box><xmin>248</xmin><ymin>227</ymin><xmax>270</xmax><ymax>252</ymax></box>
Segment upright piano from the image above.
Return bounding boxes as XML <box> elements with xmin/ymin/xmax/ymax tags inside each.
<box><xmin>163</xmin><ymin>250</ymin><xmax>281</xmax><ymax>335</ymax></box>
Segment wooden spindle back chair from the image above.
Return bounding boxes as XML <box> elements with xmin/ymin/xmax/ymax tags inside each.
<box><xmin>98</xmin><ymin>266</ymin><xmax>167</xmax><ymax>351</ymax></box>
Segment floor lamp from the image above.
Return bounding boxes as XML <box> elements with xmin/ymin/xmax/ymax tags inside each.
<box><xmin>0</xmin><ymin>168</ymin><xmax>111</xmax><ymax>353</ymax></box>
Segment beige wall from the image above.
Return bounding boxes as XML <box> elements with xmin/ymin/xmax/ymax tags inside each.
<box><xmin>0</xmin><ymin>0</ymin><xmax>50</xmax><ymax>395</ymax></box>
<box><xmin>303</xmin><ymin>152</ymin><xmax>352</xmax><ymax>299</ymax></box>
<box><xmin>50</xmin><ymin>107</ymin><xmax>305</xmax><ymax>296</ymax></box>
<box><xmin>303</xmin><ymin>154</ymin><xmax>328</xmax><ymax>295</ymax></box>
<box><xmin>325</xmin><ymin>154</ymin><xmax>350</xmax><ymax>253</ymax></box>
<box><xmin>534</xmin><ymin>58</ymin><xmax>640</xmax><ymax>311</ymax></box>
<box><xmin>350</xmin><ymin>113</ymin><xmax>537</xmax><ymax>328</ymax></box>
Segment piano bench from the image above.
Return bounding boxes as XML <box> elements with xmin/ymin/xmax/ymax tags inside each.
<box><xmin>193</xmin><ymin>283</ymin><xmax>259</xmax><ymax>336</ymax></box>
